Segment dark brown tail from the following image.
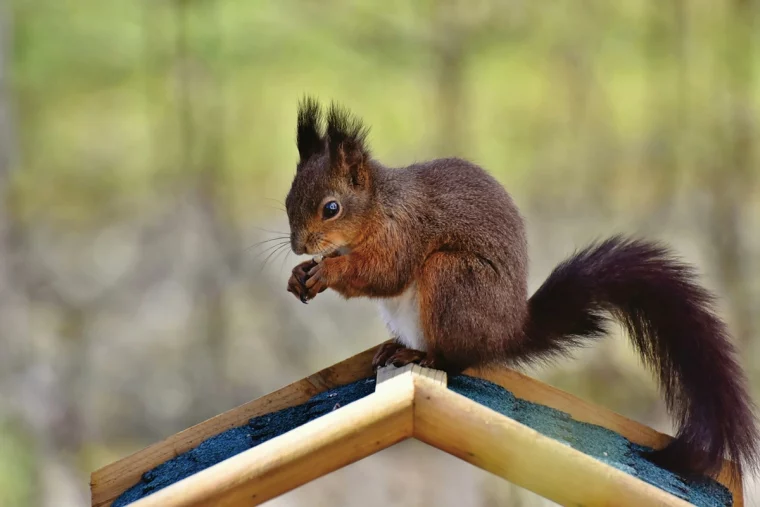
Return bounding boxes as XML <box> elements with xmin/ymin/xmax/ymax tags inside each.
<box><xmin>513</xmin><ymin>235</ymin><xmax>758</xmax><ymax>477</ymax></box>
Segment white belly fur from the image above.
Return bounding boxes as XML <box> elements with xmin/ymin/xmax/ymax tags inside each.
<box><xmin>377</xmin><ymin>282</ymin><xmax>425</xmax><ymax>351</ymax></box>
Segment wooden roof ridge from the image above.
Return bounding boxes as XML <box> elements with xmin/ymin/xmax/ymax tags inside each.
<box><xmin>90</xmin><ymin>342</ymin><xmax>743</xmax><ymax>507</ymax></box>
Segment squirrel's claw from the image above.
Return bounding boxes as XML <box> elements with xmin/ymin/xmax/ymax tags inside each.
<box><xmin>372</xmin><ymin>342</ymin><xmax>404</xmax><ymax>370</ymax></box>
<box><xmin>287</xmin><ymin>259</ymin><xmax>318</xmax><ymax>303</ymax></box>
<box><xmin>385</xmin><ymin>348</ymin><xmax>427</xmax><ymax>368</ymax></box>
<box><xmin>304</xmin><ymin>262</ymin><xmax>330</xmax><ymax>299</ymax></box>
<box><xmin>286</xmin><ymin>277</ymin><xmax>309</xmax><ymax>304</ymax></box>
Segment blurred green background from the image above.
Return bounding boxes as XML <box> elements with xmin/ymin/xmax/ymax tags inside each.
<box><xmin>0</xmin><ymin>1</ymin><xmax>758</xmax><ymax>505</ymax></box>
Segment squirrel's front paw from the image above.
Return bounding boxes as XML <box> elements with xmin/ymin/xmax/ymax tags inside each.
<box><xmin>304</xmin><ymin>261</ymin><xmax>331</xmax><ymax>300</ymax></box>
<box><xmin>287</xmin><ymin>259</ymin><xmax>318</xmax><ymax>303</ymax></box>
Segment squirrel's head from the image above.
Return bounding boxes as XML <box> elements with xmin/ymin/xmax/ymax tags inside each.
<box><xmin>285</xmin><ymin>97</ymin><xmax>375</xmax><ymax>256</ymax></box>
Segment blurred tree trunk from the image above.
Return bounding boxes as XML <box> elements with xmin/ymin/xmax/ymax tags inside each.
<box><xmin>0</xmin><ymin>5</ymin><xmax>37</xmax><ymax>503</ymax></box>
<box><xmin>1</xmin><ymin>5</ymin><xmax>87</xmax><ymax>506</ymax></box>
<box><xmin>0</xmin><ymin>3</ymin><xmax>32</xmax><ymax>503</ymax></box>
<box><xmin>706</xmin><ymin>0</ymin><xmax>757</xmax><ymax>350</ymax></box>
<box><xmin>173</xmin><ymin>0</ymin><xmax>235</xmax><ymax>415</ymax></box>
<box><xmin>41</xmin><ymin>304</ymin><xmax>90</xmax><ymax>507</ymax></box>
<box><xmin>0</xmin><ymin>0</ymin><xmax>19</xmax><ymax>378</ymax></box>
<box><xmin>641</xmin><ymin>0</ymin><xmax>688</xmax><ymax>228</ymax></box>
<box><xmin>431</xmin><ymin>0</ymin><xmax>467</xmax><ymax>156</ymax></box>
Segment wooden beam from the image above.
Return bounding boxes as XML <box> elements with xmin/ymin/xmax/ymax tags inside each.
<box><xmin>466</xmin><ymin>367</ymin><xmax>743</xmax><ymax>505</ymax></box>
<box><xmin>90</xmin><ymin>343</ymin><xmax>384</xmax><ymax>507</ymax></box>
<box><xmin>127</xmin><ymin>371</ymin><xmax>416</xmax><ymax>507</ymax></box>
<box><xmin>376</xmin><ymin>363</ymin><xmax>447</xmax><ymax>392</ymax></box>
<box><xmin>413</xmin><ymin>377</ymin><xmax>695</xmax><ymax>507</ymax></box>
<box><xmin>92</xmin><ymin>345</ymin><xmax>741</xmax><ymax>507</ymax></box>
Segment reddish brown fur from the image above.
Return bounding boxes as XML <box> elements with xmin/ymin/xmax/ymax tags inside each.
<box><xmin>284</xmin><ymin>97</ymin><xmax>758</xmax><ymax>479</ymax></box>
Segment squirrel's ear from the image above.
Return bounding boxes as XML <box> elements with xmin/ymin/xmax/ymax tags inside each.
<box><xmin>296</xmin><ymin>96</ymin><xmax>324</xmax><ymax>167</ymax></box>
<box><xmin>326</xmin><ymin>102</ymin><xmax>371</xmax><ymax>187</ymax></box>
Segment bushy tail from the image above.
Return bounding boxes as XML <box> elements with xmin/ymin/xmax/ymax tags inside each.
<box><xmin>513</xmin><ymin>235</ymin><xmax>757</xmax><ymax>477</ymax></box>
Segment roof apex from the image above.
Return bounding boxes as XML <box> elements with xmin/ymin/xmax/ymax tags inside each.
<box><xmin>91</xmin><ymin>343</ymin><xmax>743</xmax><ymax>507</ymax></box>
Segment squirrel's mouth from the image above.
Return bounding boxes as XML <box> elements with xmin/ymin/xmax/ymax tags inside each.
<box><xmin>311</xmin><ymin>245</ymin><xmax>346</xmax><ymax>261</ymax></box>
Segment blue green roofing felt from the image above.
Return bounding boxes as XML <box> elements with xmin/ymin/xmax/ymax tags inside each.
<box><xmin>448</xmin><ymin>376</ymin><xmax>732</xmax><ymax>507</ymax></box>
<box><xmin>114</xmin><ymin>375</ymin><xmax>732</xmax><ymax>507</ymax></box>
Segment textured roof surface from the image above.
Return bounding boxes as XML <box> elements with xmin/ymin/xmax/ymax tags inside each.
<box><xmin>115</xmin><ymin>376</ymin><xmax>731</xmax><ymax>507</ymax></box>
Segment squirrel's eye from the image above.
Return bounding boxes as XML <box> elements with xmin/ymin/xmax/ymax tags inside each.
<box><xmin>322</xmin><ymin>200</ymin><xmax>340</xmax><ymax>220</ymax></box>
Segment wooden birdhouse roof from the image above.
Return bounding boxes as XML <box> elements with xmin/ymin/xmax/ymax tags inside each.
<box><xmin>90</xmin><ymin>343</ymin><xmax>743</xmax><ymax>507</ymax></box>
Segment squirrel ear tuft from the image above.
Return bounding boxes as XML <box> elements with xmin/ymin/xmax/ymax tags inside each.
<box><xmin>296</xmin><ymin>96</ymin><xmax>325</xmax><ymax>166</ymax></box>
<box><xmin>326</xmin><ymin>102</ymin><xmax>371</xmax><ymax>187</ymax></box>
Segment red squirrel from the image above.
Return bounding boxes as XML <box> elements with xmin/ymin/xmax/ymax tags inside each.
<box><xmin>284</xmin><ymin>97</ymin><xmax>757</xmax><ymax>478</ymax></box>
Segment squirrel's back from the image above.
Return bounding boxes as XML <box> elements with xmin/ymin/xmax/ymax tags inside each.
<box><xmin>382</xmin><ymin>157</ymin><xmax>527</xmax><ymax>275</ymax></box>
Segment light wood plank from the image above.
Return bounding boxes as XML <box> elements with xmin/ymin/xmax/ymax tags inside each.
<box><xmin>375</xmin><ymin>363</ymin><xmax>415</xmax><ymax>388</ymax></box>
<box><xmin>92</xmin><ymin>344</ymin><xmax>741</xmax><ymax>507</ymax></box>
<box><xmin>465</xmin><ymin>366</ymin><xmax>743</xmax><ymax>504</ymax></box>
<box><xmin>411</xmin><ymin>364</ymin><xmax>447</xmax><ymax>386</ymax></box>
<box><xmin>376</xmin><ymin>364</ymin><xmax>447</xmax><ymax>392</ymax></box>
<box><xmin>128</xmin><ymin>373</ymin><xmax>416</xmax><ymax>507</ymax></box>
<box><xmin>91</xmin><ymin>343</ymin><xmax>384</xmax><ymax>507</ymax></box>
<box><xmin>413</xmin><ymin>378</ymin><xmax>695</xmax><ymax>507</ymax></box>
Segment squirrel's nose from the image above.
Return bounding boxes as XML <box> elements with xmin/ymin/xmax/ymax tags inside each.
<box><xmin>291</xmin><ymin>234</ymin><xmax>306</xmax><ymax>255</ymax></box>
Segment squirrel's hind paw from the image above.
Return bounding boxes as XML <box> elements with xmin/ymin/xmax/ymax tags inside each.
<box><xmin>385</xmin><ymin>348</ymin><xmax>427</xmax><ymax>368</ymax></box>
